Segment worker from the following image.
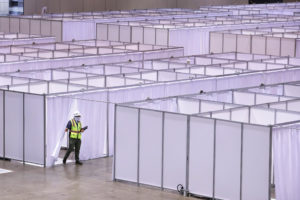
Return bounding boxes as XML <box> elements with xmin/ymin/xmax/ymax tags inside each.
<box><xmin>63</xmin><ymin>111</ymin><xmax>87</xmax><ymax>165</ymax></box>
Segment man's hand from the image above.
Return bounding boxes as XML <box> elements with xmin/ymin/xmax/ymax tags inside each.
<box><xmin>65</xmin><ymin>128</ymin><xmax>68</xmax><ymax>132</ymax></box>
<box><xmin>81</xmin><ymin>126</ymin><xmax>88</xmax><ymax>132</ymax></box>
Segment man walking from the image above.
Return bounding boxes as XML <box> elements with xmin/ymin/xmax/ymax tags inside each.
<box><xmin>63</xmin><ymin>111</ymin><xmax>86</xmax><ymax>165</ymax></box>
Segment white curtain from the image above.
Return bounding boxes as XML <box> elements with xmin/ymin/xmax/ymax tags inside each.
<box><xmin>75</xmin><ymin>96</ymin><xmax>107</xmax><ymax>160</ymax></box>
<box><xmin>273</xmin><ymin>125</ymin><xmax>300</xmax><ymax>200</ymax></box>
<box><xmin>46</xmin><ymin>96</ymin><xmax>73</xmax><ymax>166</ymax></box>
<box><xmin>46</xmin><ymin>91</ymin><xmax>108</xmax><ymax>166</ymax></box>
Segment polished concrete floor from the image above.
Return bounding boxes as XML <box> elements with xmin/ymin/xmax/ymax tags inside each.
<box><xmin>0</xmin><ymin>155</ymin><xmax>201</xmax><ymax>200</ymax></box>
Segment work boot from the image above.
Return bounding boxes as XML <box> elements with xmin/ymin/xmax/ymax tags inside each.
<box><xmin>63</xmin><ymin>159</ymin><xmax>66</xmax><ymax>164</ymax></box>
<box><xmin>75</xmin><ymin>161</ymin><xmax>83</xmax><ymax>165</ymax></box>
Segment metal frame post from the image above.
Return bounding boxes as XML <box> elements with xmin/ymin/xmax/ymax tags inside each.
<box><xmin>23</xmin><ymin>93</ymin><xmax>25</xmax><ymax>165</ymax></box>
<box><xmin>3</xmin><ymin>90</ymin><xmax>5</xmax><ymax>159</ymax></box>
<box><xmin>161</xmin><ymin>112</ymin><xmax>165</xmax><ymax>190</ymax></box>
<box><xmin>185</xmin><ymin>116</ymin><xmax>191</xmax><ymax>194</ymax></box>
<box><xmin>106</xmin><ymin>90</ymin><xmax>110</xmax><ymax>156</ymax></box>
<box><xmin>212</xmin><ymin>119</ymin><xmax>217</xmax><ymax>200</ymax></box>
<box><xmin>137</xmin><ymin>109</ymin><xmax>141</xmax><ymax>186</ymax></box>
<box><xmin>268</xmin><ymin>127</ymin><xmax>273</xmax><ymax>200</ymax></box>
<box><xmin>113</xmin><ymin>104</ymin><xmax>117</xmax><ymax>181</ymax></box>
<box><xmin>43</xmin><ymin>94</ymin><xmax>46</xmax><ymax>167</ymax></box>
<box><xmin>240</xmin><ymin>124</ymin><xmax>244</xmax><ymax>200</ymax></box>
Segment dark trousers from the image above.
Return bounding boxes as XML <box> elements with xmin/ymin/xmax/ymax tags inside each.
<box><xmin>63</xmin><ymin>138</ymin><xmax>81</xmax><ymax>162</ymax></box>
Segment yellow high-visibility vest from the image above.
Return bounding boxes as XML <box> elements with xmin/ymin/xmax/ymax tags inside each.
<box><xmin>70</xmin><ymin>119</ymin><xmax>82</xmax><ymax>139</ymax></box>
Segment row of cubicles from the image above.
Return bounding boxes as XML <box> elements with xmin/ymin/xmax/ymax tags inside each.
<box><xmin>1</xmin><ymin>52</ymin><xmax>300</xmax><ymax>167</ymax></box>
<box><xmin>114</xmin><ymin>82</ymin><xmax>300</xmax><ymax>200</ymax></box>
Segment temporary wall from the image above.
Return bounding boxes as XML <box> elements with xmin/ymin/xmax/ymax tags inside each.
<box><xmin>0</xmin><ymin>45</ymin><xmax>184</xmax><ymax>73</ymax></box>
<box><xmin>209</xmin><ymin>29</ymin><xmax>300</xmax><ymax>57</ymax></box>
<box><xmin>113</xmin><ymin>82</ymin><xmax>300</xmax><ymax>199</ymax></box>
<box><xmin>114</xmin><ymin>104</ymin><xmax>272</xmax><ymax>200</ymax></box>
<box><xmin>97</xmin><ymin>20</ymin><xmax>300</xmax><ymax>55</ymax></box>
<box><xmin>247</xmin><ymin>82</ymin><xmax>300</xmax><ymax>98</ymax></box>
<box><xmin>0</xmin><ymin>34</ymin><xmax>56</xmax><ymax>46</ymax></box>
<box><xmin>0</xmin><ymin>90</ymin><xmax>45</xmax><ymax>166</ymax></box>
<box><xmin>0</xmin><ymin>9</ymin><xmax>230</xmax><ymax>41</ymax></box>
<box><xmin>2</xmin><ymin>52</ymin><xmax>300</xmax><ymax>161</ymax></box>
<box><xmin>48</xmin><ymin>65</ymin><xmax>300</xmax><ymax>157</ymax></box>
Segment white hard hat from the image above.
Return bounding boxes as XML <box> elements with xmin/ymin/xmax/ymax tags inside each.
<box><xmin>73</xmin><ymin>111</ymin><xmax>81</xmax><ymax>117</ymax></box>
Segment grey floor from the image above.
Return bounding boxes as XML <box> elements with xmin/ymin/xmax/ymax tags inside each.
<box><xmin>0</xmin><ymin>155</ymin><xmax>201</xmax><ymax>200</ymax></box>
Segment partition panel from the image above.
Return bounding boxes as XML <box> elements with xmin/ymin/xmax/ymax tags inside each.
<box><xmin>248</xmin><ymin>62</ymin><xmax>267</xmax><ymax>70</ymax></box>
<box><xmin>115</xmin><ymin>106</ymin><xmax>138</xmax><ymax>182</ymax></box>
<box><xmin>30</xmin><ymin>83</ymin><xmax>48</xmax><ymax>94</ymax></box>
<box><xmin>233</xmin><ymin>92</ymin><xmax>255</xmax><ymax>105</ymax></box>
<box><xmin>49</xmin><ymin>83</ymin><xmax>68</xmax><ymax>94</ymax></box>
<box><xmin>132</xmin><ymin>26</ymin><xmax>143</xmax><ymax>43</ymax></box>
<box><xmin>20</xmin><ymin>19</ymin><xmax>30</xmax><ymax>34</ymax></box>
<box><xmin>0</xmin><ymin>17</ymin><xmax>9</xmax><ymax>33</ymax></box>
<box><xmin>10</xmin><ymin>18</ymin><xmax>20</xmax><ymax>33</ymax></box>
<box><xmin>163</xmin><ymin>113</ymin><xmax>187</xmax><ymax>190</ymax></box>
<box><xmin>120</xmin><ymin>26</ymin><xmax>130</xmax><ymax>43</ymax></box>
<box><xmin>97</xmin><ymin>24</ymin><xmax>108</xmax><ymax>40</ymax></box>
<box><xmin>237</xmin><ymin>35</ymin><xmax>251</xmax><ymax>53</ymax></box>
<box><xmin>223</xmin><ymin>33</ymin><xmax>236</xmax><ymax>53</ymax></box>
<box><xmin>139</xmin><ymin>110</ymin><xmax>163</xmax><ymax>187</ymax></box>
<box><xmin>212</xmin><ymin>111</ymin><xmax>230</xmax><ymax>120</ymax></box>
<box><xmin>232</xmin><ymin>108</ymin><xmax>249</xmax><ymax>123</ymax></box>
<box><xmin>296</xmin><ymin>40</ymin><xmax>300</xmax><ymax>58</ymax></box>
<box><xmin>51</xmin><ymin>21</ymin><xmax>62</xmax><ymax>42</ymax></box>
<box><xmin>288</xmin><ymin>101</ymin><xmax>300</xmax><ymax>112</ymax></box>
<box><xmin>108</xmin><ymin>25</ymin><xmax>119</xmax><ymax>42</ymax></box>
<box><xmin>144</xmin><ymin>27</ymin><xmax>155</xmax><ymax>45</ymax></box>
<box><xmin>210</xmin><ymin>32</ymin><xmax>223</xmax><ymax>54</ymax></box>
<box><xmin>41</xmin><ymin>20</ymin><xmax>51</xmax><ymax>36</ymax></box>
<box><xmin>270</xmin><ymin>102</ymin><xmax>286</xmax><ymax>110</ymax></box>
<box><xmin>280</xmin><ymin>96</ymin><xmax>295</xmax><ymax>101</ymax></box>
<box><xmin>284</xmin><ymin>85</ymin><xmax>300</xmax><ymax>97</ymax></box>
<box><xmin>4</xmin><ymin>91</ymin><xmax>23</xmax><ymax>161</ymax></box>
<box><xmin>0</xmin><ymin>91</ymin><xmax>3</xmax><ymax>157</ymax></box>
<box><xmin>252</xmin><ymin>36</ymin><xmax>266</xmax><ymax>55</ymax></box>
<box><xmin>242</xmin><ymin>124</ymin><xmax>270</xmax><ymax>200</ymax></box>
<box><xmin>215</xmin><ymin>120</ymin><xmax>241</xmax><ymax>200</ymax></box>
<box><xmin>189</xmin><ymin>117</ymin><xmax>214</xmax><ymax>197</ymax></box>
<box><xmin>156</xmin><ymin>29</ymin><xmax>168</xmax><ymax>46</ymax></box>
<box><xmin>178</xmin><ymin>99</ymin><xmax>199</xmax><ymax>114</ymax></box>
<box><xmin>256</xmin><ymin>94</ymin><xmax>278</xmax><ymax>104</ymax></box>
<box><xmin>24</xmin><ymin>94</ymin><xmax>44</xmax><ymax>165</ymax></box>
<box><xmin>281</xmin><ymin>38</ymin><xmax>295</xmax><ymax>57</ymax></box>
<box><xmin>30</xmin><ymin>20</ymin><xmax>41</xmax><ymax>35</ymax></box>
<box><xmin>250</xmin><ymin>108</ymin><xmax>274</xmax><ymax>125</ymax></box>
<box><xmin>276</xmin><ymin>111</ymin><xmax>300</xmax><ymax>124</ymax></box>
<box><xmin>201</xmin><ymin>101</ymin><xmax>223</xmax><ymax>113</ymax></box>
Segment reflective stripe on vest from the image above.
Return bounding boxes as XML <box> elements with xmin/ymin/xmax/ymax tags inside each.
<box><xmin>70</xmin><ymin>119</ymin><xmax>82</xmax><ymax>139</ymax></box>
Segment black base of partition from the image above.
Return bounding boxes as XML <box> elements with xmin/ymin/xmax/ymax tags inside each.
<box><xmin>0</xmin><ymin>157</ymin><xmax>11</xmax><ymax>161</ymax></box>
<box><xmin>189</xmin><ymin>193</ymin><xmax>214</xmax><ymax>200</ymax></box>
<box><xmin>249</xmin><ymin>0</ymin><xmax>283</xmax><ymax>3</ymax></box>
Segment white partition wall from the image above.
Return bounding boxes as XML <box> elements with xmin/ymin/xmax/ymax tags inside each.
<box><xmin>242</xmin><ymin>124</ymin><xmax>271</xmax><ymax>200</ymax></box>
<box><xmin>4</xmin><ymin>91</ymin><xmax>24</xmax><ymax>161</ymax></box>
<box><xmin>0</xmin><ymin>91</ymin><xmax>3</xmax><ymax>158</ymax></box>
<box><xmin>139</xmin><ymin>110</ymin><xmax>163</xmax><ymax>187</ymax></box>
<box><xmin>163</xmin><ymin>113</ymin><xmax>187</xmax><ymax>190</ymax></box>
<box><xmin>210</xmin><ymin>30</ymin><xmax>300</xmax><ymax>57</ymax></box>
<box><xmin>24</xmin><ymin>94</ymin><xmax>45</xmax><ymax>165</ymax></box>
<box><xmin>189</xmin><ymin>117</ymin><xmax>214</xmax><ymax>198</ymax></box>
<box><xmin>114</xmin><ymin>104</ymin><xmax>272</xmax><ymax>199</ymax></box>
<box><xmin>114</xmin><ymin>106</ymin><xmax>139</xmax><ymax>182</ymax></box>
<box><xmin>0</xmin><ymin>90</ymin><xmax>46</xmax><ymax>165</ymax></box>
<box><xmin>215</xmin><ymin>120</ymin><xmax>242</xmax><ymax>200</ymax></box>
